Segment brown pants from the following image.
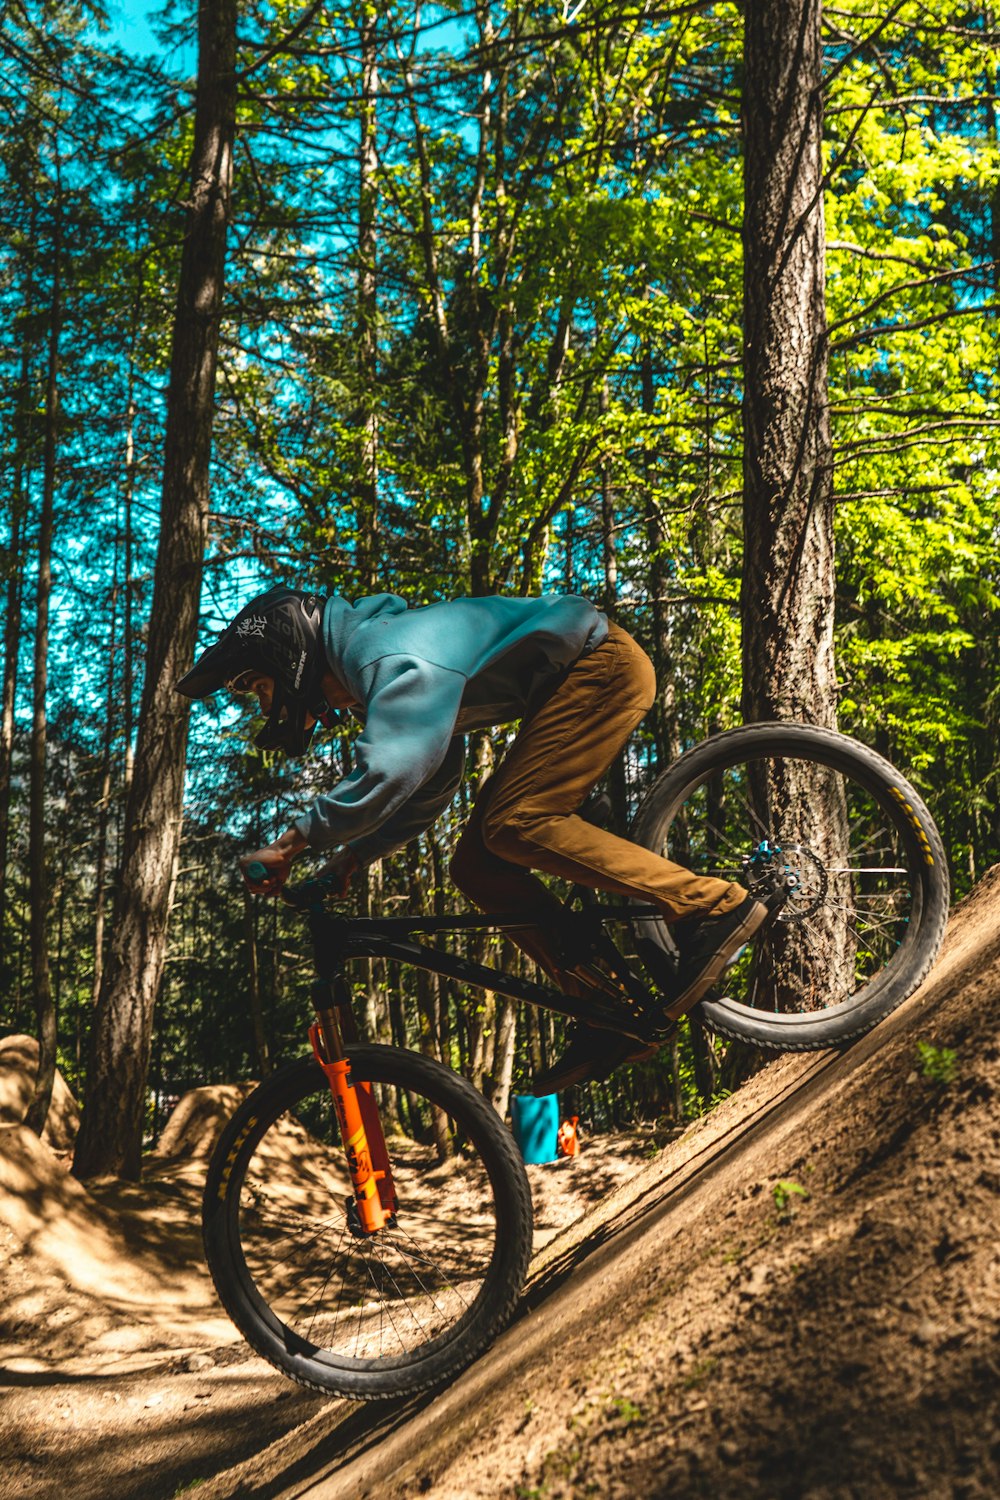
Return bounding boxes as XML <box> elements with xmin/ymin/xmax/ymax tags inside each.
<box><xmin>450</xmin><ymin>623</ymin><xmax>744</xmax><ymax>983</ymax></box>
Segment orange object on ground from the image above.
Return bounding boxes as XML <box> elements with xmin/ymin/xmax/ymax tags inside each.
<box><xmin>557</xmin><ymin>1115</ymin><xmax>581</xmax><ymax>1157</ymax></box>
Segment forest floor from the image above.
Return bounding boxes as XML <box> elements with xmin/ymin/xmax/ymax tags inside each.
<box><xmin>2</xmin><ymin>864</ymin><xmax>999</xmax><ymax>1499</ymax></box>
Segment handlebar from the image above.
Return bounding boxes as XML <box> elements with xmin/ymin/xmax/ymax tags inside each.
<box><xmin>245</xmin><ymin>833</ymin><xmax>360</xmax><ymax>911</ymax></box>
<box><xmin>281</xmin><ymin>875</ymin><xmax>338</xmax><ymax>911</ymax></box>
<box><xmin>243</xmin><ymin>860</ymin><xmax>344</xmax><ymax>912</ymax></box>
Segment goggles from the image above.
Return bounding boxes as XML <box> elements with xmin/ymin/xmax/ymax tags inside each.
<box><xmin>226</xmin><ymin>670</ymin><xmax>265</xmax><ymax>698</ymax></box>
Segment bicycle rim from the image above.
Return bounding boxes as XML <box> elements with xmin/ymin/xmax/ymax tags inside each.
<box><xmin>204</xmin><ymin>1047</ymin><xmax>533</xmax><ymax>1397</ymax></box>
<box><xmin>632</xmin><ymin>725</ymin><xmax>948</xmax><ymax>1043</ymax></box>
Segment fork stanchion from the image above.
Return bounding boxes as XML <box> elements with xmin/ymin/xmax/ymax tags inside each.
<box><xmin>309</xmin><ymin>988</ymin><xmax>395</xmax><ymax>1234</ymax></box>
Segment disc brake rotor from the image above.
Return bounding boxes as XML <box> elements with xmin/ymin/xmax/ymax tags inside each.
<box><xmin>741</xmin><ymin>840</ymin><xmax>828</xmax><ymax>921</ymax></box>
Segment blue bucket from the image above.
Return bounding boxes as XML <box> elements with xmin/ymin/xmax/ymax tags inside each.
<box><xmin>510</xmin><ymin>1094</ymin><xmax>559</xmax><ymax>1164</ymax></box>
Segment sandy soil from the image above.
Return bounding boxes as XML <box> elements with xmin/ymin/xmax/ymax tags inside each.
<box><xmin>0</xmin><ymin>1064</ymin><xmax>651</xmax><ymax>1500</ymax></box>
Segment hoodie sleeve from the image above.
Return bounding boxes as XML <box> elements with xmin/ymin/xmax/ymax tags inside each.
<box><xmin>347</xmin><ymin>734</ymin><xmax>466</xmax><ymax>866</ymax></box>
<box><xmin>293</xmin><ymin>655</ymin><xmax>467</xmax><ymax>851</ymax></box>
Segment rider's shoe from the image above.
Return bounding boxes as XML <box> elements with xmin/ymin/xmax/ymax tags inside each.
<box><xmin>668</xmin><ymin>894</ymin><xmax>768</xmax><ymax>1017</ymax></box>
<box><xmin>530</xmin><ymin>1023</ymin><xmax>663</xmax><ymax>1096</ymax></box>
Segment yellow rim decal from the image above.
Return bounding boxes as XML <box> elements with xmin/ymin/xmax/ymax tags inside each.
<box><xmin>888</xmin><ymin>786</ymin><xmax>935</xmax><ymax>867</ymax></box>
<box><xmin>218</xmin><ymin>1116</ymin><xmax>258</xmax><ymax>1200</ymax></box>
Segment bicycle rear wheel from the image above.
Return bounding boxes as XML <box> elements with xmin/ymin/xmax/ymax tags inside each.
<box><xmin>203</xmin><ymin>1044</ymin><xmax>533</xmax><ymax>1399</ymax></box>
<box><xmin>630</xmin><ymin>723</ymin><xmax>949</xmax><ymax>1050</ymax></box>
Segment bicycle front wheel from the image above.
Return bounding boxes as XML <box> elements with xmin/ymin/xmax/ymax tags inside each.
<box><xmin>203</xmin><ymin>1045</ymin><xmax>533</xmax><ymax>1399</ymax></box>
<box><xmin>630</xmin><ymin>723</ymin><xmax>949</xmax><ymax>1050</ymax></box>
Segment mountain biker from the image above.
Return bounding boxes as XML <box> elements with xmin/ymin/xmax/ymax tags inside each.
<box><xmin>177</xmin><ymin>585</ymin><xmax>766</xmax><ymax>1090</ymax></box>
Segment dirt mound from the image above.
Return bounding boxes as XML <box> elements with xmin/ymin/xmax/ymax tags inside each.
<box><xmin>154</xmin><ymin>1082</ymin><xmax>257</xmax><ymax>1160</ymax></box>
<box><xmin>0</xmin><ymin>1058</ymin><xmax>660</xmax><ymax>1500</ymax></box>
<box><xmin>0</xmin><ymin>1124</ymin><xmax>233</xmax><ymax>1363</ymax></box>
<box><xmin>0</xmin><ymin>1034</ymin><xmax>80</xmax><ymax>1150</ymax></box>
<box><xmin>196</xmin><ymin>871</ymin><xmax>1000</xmax><ymax>1500</ymax></box>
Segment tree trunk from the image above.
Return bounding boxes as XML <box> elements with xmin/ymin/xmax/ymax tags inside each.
<box><xmin>122</xmin><ymin>401</ymin><xmax>136</xmax><ymax>794</ymax></box>
<box><xmin>243</xmin><ymin>888</ymin><xmax>271</xmax><ymax>1077</ymax></box>
<box><xmin>73</xmin><ymin>0</ymin><xmax>237</xmax><ymax>1180</ymax></box>
<box><xmin>0</xmin><ymin>489</ymin><xmax>24</xmax><ymax>968</ymax></box>
<box><xmin>355</xmin><ymin>8</ymin><xmax>379</xmax><ymax>589</ymax></box>
<box><xmin>688</xmin><ymin>1012</ymin><xmax>720</xmax><ymax>1107</ymax></box>
<box><xmin>641</xmin><ymin>337</ymin><xmax>679</xmax><ymax>775</ymax></box>
<box><xmin>599</xmin><ymin>378</ymin><xmax>628</xmax><ymax>829</ymax></box>
<box><xmin>0</xmin><ymin>197</ymin><xmax>37</xmax><ymax>990</ymax></box>
<box><xmin>405</xmin><ymin>841</ymin><xmax>451</xmax><ymax>1158</ymax></box>
<box><xmin>741</xmin><ymin>0</ymin><xmax>835</xmax><ymax>726</ymax></box>
<box><xmin>485</xmin><ymin>983</ymin><xmax>517</xmax><ymax>1121</ymax></box>
<box><xmin>24</xmin><ymin>194</ymin><xmax>61</xmax><ymax>1138</ymax></box>
<box><xmin>740</xmin><ymin>0</ymin><xmax>850</xmax><ymax>1012</ymax></box>
<box><xmin>91</xmin><ymin>574</ymin><xmax>119</xmax><ymax>1010</ymax></box>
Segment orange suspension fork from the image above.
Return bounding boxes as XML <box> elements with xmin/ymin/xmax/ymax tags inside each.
<box><xmin>310</xmin><ymin>1001</ymin><xmax>397</xmax><ymax>1235</ymax></box>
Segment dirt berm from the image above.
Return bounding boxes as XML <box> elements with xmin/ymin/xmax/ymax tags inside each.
<box><xmin>196</xmin><ymin>867</ymin><xmax>1000</xmax><ymax>1500</ymax></box>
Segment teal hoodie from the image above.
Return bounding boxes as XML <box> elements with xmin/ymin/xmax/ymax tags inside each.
<box><xmin>294</xmin><ymin>593</ymin><xmax>608</xmax><ymax>861</ymax></box>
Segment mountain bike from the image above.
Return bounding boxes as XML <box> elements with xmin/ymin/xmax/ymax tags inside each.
<box><xmin>202</xmin><ymin>722</ymin><xmax>949</xmax><ymax>1399</ymax></box>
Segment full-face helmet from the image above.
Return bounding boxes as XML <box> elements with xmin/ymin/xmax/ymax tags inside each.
<box><xmin>176</xmin><ymin>585</ymin><xmax>329</xmax><ymax>755</ymax></box>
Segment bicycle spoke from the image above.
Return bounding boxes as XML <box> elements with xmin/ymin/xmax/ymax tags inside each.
<box><xmin>353</xmin><ymin>1243</ymin><xmax>374</xmax><ymax>1358</ymax></box>
<box><xmin>234</xmin><ymin>1095</ymin><xmax>502</xmax><ymax>1373</ymax></box>
<box><xmin>659</xmin><ymin>748</ymin><xmax>923</xmax><ymax>1019</ymax></box>
<box><xmin>385</xmin><ymin>1228</ymin><xmax>472</xmax><ymax>1318</ymax></box>
<box><xmin>371</xmin><ymin>1244</ymin><xmax>411</xmax><ymax>1355</ymax></box>
<box><xmin>304</xmin><ymin>1242</ymin><xmax>343</xmax><ymax>1344</ymax></box>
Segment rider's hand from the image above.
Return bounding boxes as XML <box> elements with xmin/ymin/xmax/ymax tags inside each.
<box><xmin>241</xmin><ymin>828</ymin><xmax>307</xmax><ymax>895</ymax></box>
<box><xmin>316</xmin><ymin>844</ymin><xmax>359</xmax><ymax>898</ymax></box>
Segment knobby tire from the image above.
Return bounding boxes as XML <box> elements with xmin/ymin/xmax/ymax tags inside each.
<box><xmin>630</xmin><ymin>723</ymin><xmax>949</xmax><ymax>1050</ymax></box>
<box><xmin>203</xmin><ymin>1045</ymin><xmax>533</xmax><ymax>1399</ymax></box>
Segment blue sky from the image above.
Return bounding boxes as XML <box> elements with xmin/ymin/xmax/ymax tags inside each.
<box><xmin>106</xmin><ymin>0</ymin><xmax>160</xmax><ymax>56</ymax></box>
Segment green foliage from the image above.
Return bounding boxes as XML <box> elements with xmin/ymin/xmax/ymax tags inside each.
<box><xmin>605</xmin><ymin>1395</ymin><xmax>645</xmax><ymax>1428</ymax></box>
<box><xmin>681</xmin><ymin>1356</ymin><xmax>718</xmax><ymax>1390</ymax></box>
<box><xmin>772</xmin><ymin>1179</ymin><xmax>810</xmax><ymax>1219</ymax></box>
<box><xmin>1</xmin><ymin>0</ymin><xmax>998</xmax><ymax>1145</ymax></box>
<box><xmin>915</xmin><ymin>1039</ymin><xmax>958</xmax><ymax>1086</ymax></box>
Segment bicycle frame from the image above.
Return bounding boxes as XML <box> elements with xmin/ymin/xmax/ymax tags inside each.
<box><xmin>300</xmin><ymin>900</ymin><xmax>669</xmax><ymax>1235</ymax></box>
<box><xmin>308</xmin><ymin>904</ymin><xmax>671</xmax><ymax>1039</ymax></box>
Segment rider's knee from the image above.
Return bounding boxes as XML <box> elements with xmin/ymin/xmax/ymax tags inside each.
<box><xmin>480</xmin><ymin>810</ymin><xmax>534</xmax><ymax>866</ymax></box>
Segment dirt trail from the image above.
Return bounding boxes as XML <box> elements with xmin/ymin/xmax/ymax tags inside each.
<box><xmin>193</xmin><ymin>868</ymin><xmax>1000</xmax><ymax>1500</ymax></box>
<box><xmin>2</xmin><ymin>869</ymin><xmax>998</xmax><ymax>1498</ymax></box>
<box><xmin>0</xmin><ymin>1065</ymin><xmax>654</xmax><ymax>1498</ymax></box>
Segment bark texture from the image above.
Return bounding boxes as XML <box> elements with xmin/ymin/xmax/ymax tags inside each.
<box><xmin>740</xmin><ymin>0</ymin><xmax>835</xmax><ymax>727</ymax></box>
<box><xmin>73</xmin><ymin>0</ymin><xmax>237</xmax><ymax>1180</ymax></box>
<box><xmin>0</xmin><ymin>477</ymin><xmax>24</xmax><ymax>963</ymax></box>
<box><xmin>740</xmin><ymin>0</ymin><xmax>850</xmax><ymax>1011</ymax></box>
<box><xmin>24</xmin><ymin>202</ymin><xmax>61</xmax><ymax>1138</ymax></box>
<box><xmin>355</xmin><ymin>6</ymin><xmax>379</xmax><ymax>588</ymax></box>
